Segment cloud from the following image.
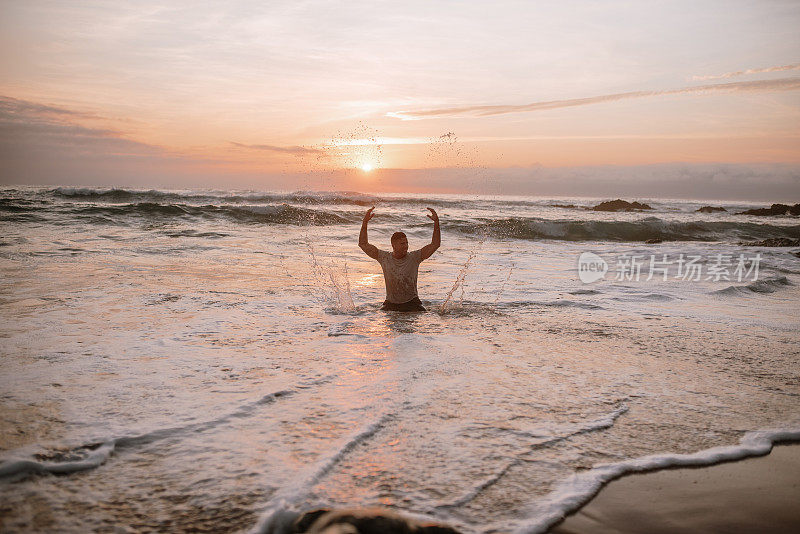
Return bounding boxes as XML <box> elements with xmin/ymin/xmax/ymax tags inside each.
<box><xmin>0</xmin><ymin>95</ymin><xmax>209</xmax><ymax>186</ymax></box>
<box><xmin>0</xmin><ymin>95</ymin><xmax>160</xmax><ymax>158</ymax></box>
<box><xmin>229</xmin><ymin>141</ymin><xmax>324</xmax><ymax>156</ymax></box>
<box><xmin>387</xmin><ymin>77</ymin><xmax>800</xmax><ymax>120</ymax></box>
<box><xmin>0</xmin><ymin>95</ymin><xmax>91</xmax><ymax>119</ymax></box>
<box><xmin>692</xmin><ymin>63</ymin><xmax>800</xmax><ymax>81</ymax></box>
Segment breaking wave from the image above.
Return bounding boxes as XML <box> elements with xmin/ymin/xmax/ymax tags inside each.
<box><xmin>3</xmin><ymin>188</ymin><xmax>800</xmax><ymax>242</ymax></box>
<box><xmin>2</xmin><ymin>200</ymin><xmax>354</xmax><ymax>226</ymax></box>
<box><xmin>75</xmin><ymin>203</ymin><xmax>353</xmax><ymax>225</ymax></box>
<box><xmin>51</xmin><ymin>187</ymin><xmax>381</xmax><ymax>206</ymax></box>
<box><xmin>445</xmin><ymin>216</ymin><xmax>800</xmax><ymax>243</ymax></box>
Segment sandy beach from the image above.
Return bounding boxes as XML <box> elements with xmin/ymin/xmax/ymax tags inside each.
<box><xmin>551</xmin><ymin>444</ymin><xmax>800</xmax><ymax>534</ymax></box>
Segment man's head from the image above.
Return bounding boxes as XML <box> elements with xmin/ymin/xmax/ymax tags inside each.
<box><xmin>391</xmin><ymin>231</ymin><xmax>408</xmax><ymax>258</ymax></box>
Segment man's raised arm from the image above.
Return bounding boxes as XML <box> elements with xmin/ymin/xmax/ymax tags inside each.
<box><xmin>420</xmin><ymin>207</ymin><xmax>440</xmax><ymax>261</ymax></box>
<box><xmin>359</xmin><ymin>207</ymin><xmax>380</xmax><ymax>260</ymax></box>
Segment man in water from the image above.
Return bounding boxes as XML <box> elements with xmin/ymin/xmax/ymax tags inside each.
<box><xmin>359</xmin><ymin>207</ymin><xmax>440</xmax><ymax>311</ymax></box>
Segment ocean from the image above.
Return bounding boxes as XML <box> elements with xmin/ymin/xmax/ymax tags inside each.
<box><xmin>1</xmin><ymin>186</ymin><xmax>799</xmax><ymax>533</ymax></box>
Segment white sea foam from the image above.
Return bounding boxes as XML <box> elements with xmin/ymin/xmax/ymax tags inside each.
<box><xmin>0</xmin><ymin>388</ymin><xmax>297</xmax><ymax>480</ymax></box>
<box><xmin>0</xmin><ymin>441</ymin><xmax>116</xmax><ymax>480</ymax></box>
<box><xmin>440</xmin><ymin>403</ymin><xmax>629</xmax><ymax>510</ymax></box>
<box><xmin>253</xmin><ymin>413</ymin><xmax>396</xmax><ymax>534</ymax></box>
<box><xmin>512</xmin><ymin>427</ymin><xmax>800</xmax><ymax>534</ymax></box>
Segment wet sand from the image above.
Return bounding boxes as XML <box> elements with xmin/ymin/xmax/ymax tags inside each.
<box><xmin>550</xmin><ymin>444</ymin><xmax>800</xmax><ymax>534</ymax></box>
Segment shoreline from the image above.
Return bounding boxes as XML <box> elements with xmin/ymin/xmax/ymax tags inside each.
<box><xmin>549</xmin><ymin>443</ymin><xmax>800</xmax><ymax>534</ymax></box>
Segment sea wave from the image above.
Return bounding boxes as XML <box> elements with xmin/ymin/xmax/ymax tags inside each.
<box><xmin>445</xmin><ymin>216</ymin><xmax>800</xmax><ymax>242</ymax></box>
<box><xmin>713</xmin><ymin>275</ymin><xmax>794</xmax><ymax>296</ymax></box>
<box><xmin>5</xmin><ymin>188</ymin><xmax>800</xmax><ymax>242</ymax></box>
<box><xmin>63</xmin><ymin>202</ymin><xmax>355</xmax><ymax>225</ymax></box>
<box><xmin>2</xmin><ymin>199</ymin><xmax>357</xmax><ymax>226</ymax></box>
<box><xmin>51</xmin><ymin>187</ymin><xmax>382</xmax><ymax>206</ymax></box>
<box><xmin>49</xmin><ymin>187</ymin><xmax>496</xmax><ymax>209</ymax></box>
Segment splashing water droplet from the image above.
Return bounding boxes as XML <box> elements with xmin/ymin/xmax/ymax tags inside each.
<box><xmin>306</xmin><ymin>241</ymin><xmax>356</xmax><ymax>313</ymax></box>
<box><xmin>438</xmin><ymin>246</ymin><xmax>480</xmax><ymax>314</ymax></box>
<box><xmin>326</xmin><ymin>122</ymin><xmax>383</xmax><ymax>171</ymax></box>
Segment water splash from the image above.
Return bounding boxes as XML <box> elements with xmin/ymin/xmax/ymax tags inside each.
<box><xmin>326</xmin><ymin>122</ymin><xmax>383</xmax><ymax>172</ymax></box>
<box><xmin>426</xmin><ymin>131</ymin><xmax>493</xmax><ymax>314</ymax></box>
<box><xmin>425</xmin><ymin>131</ymin><xmax>495</xmax><ymax>195</ymax></box>
<box><xmin>306</xmin><ymin>242</ymin><xmax>356</xmax><ymax>313</ymax></box>
<box><xmin>425</xmin><ymin>131</ymin><xmax>478</xmax><ymax>168</ymax></box>
<box><xmin>494</xmin><ymin>262</ymin><xmax>516</xmax><ymax>305</ymax></box>
<box><xmin>438</xmin><ymin>246</ymin><xmax>480</xmax><ymax>314</ymax></box>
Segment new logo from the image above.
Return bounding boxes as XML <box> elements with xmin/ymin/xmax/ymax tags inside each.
<box><xmin>577</xmin><ymin>252</ymin><xmax>608</xmax><ymax>283</ymax></box>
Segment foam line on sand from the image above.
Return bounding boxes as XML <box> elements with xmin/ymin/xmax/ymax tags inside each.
<box><xmin>513</xmin><ymin>427</ymin><xmax>800</xmax><ymax>534</ymax></box>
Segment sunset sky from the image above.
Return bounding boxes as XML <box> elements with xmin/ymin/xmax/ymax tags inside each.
<box><xmin>1</xmin><ymin>0</ymin><xmax>799</xmax><ymax>197</ymax></box>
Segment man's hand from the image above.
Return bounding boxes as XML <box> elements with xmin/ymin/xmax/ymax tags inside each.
<box><xmin>359</xmin><ymin>206</ymin><xmax>379</xmax><ymax>260</ymax></box>
<box><xmin>420</xmin><ymin>207</ymin><xmax>441</xmax><ymax>261</ymax></box>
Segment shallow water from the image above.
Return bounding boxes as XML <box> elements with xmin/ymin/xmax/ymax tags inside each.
<box><xmin>1</xmin><ymin>187</ymin><xmax>799</xmax><ymax>532</ymax></box>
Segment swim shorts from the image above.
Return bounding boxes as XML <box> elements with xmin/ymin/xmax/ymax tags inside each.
<box><xmin>381</xmin><ymin>297</ymin><xmax>426</xmax><ymax>312</ymax></box>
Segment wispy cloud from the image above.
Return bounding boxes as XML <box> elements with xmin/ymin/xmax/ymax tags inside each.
<box><xmin>692</xmin><ymin>64</ymin><xmax>800</xmax><ymax>81</ymax></box>
<box><xmin>0</xmin><ymin>95</ymin><xmax>159</xmax><ymax>157</ymax></box>
<box><xmin>0</xmin><ymin>95</ymin><xmax>96</xmax><ymax>120</ymax></box>
<box><xmin>229</xmin><ymin>141</ymin><xmax>323</xmax><ymax>156</ymax></box>
<box><xmin>0</xmin><ymin>95</ymin><xmax>219</xmax><ymax>186</ymax></box>
<box><xmin>387</xmin><ymin>77</ymin><xmax>800</xmax><ymax>120</ymax></box>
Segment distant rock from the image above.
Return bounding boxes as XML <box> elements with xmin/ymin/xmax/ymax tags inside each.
<box><xmin>549</xmin><ymin>203</ymin><xmax>577</xmax><ymax>209</ymax></box>
<box><xmin>740</xmin><ymin>238</ymin><xmax>800</xmax><ymax>247</ymax></box>
<box><xmin>737</xmin><ymin>203</ymin><xmax>800</xmax><ymax>216</ymax></box>
<box><xmin>696</xmin><ymin>206</ymin><xmax>727</xmax><ymax>213</ymax></box>
<box><xmin>591</xmin><ymin>199</ymin><xmax>653</xmax><ymax>212</ymax></box>
<box><xmin>291</xmin><ymin>508</ymin><xmax>462</xmax><ymax>534</ymax></box>
<box><xmin>645</xmin><ymin>238</ymin><xmax>663</xmax><ymax>244</ymax></box>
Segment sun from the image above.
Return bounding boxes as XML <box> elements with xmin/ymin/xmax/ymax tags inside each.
<box><xmin>360</xmin><ymin>163</ymin><xmax>374</xmax><ymax>172</ymax></box>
